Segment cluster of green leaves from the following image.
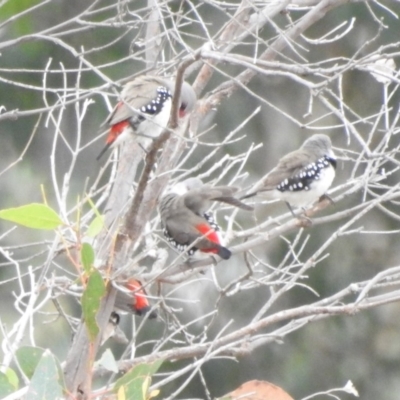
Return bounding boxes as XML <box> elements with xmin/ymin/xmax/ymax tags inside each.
<box><xmin>0</xmin><ymin>203</ymin><xmax>106</xmax><ymax>341</ymax></box>
<box><xmin>0</xmin><ymin>347</ymin><xmax>63</xmax><ymax>399</ymax></box>
<box><xmin>114</xmin><ymin>360</ymin><xmax>163</xmax><ymax>400</ymax></box>
<box><xmin>0</xmin><ymin>346</ymin><xmax>163</xmax><ymax>400</ymax></box>
<box><xmin>80</xmin><ymin>242</ymin><xmax>106</xmax><ymax>342</ymax></box>
<box><xmin>0</xmin><ymin>203</ymin><xmax>163</xmax><ymax>399</ymax></box>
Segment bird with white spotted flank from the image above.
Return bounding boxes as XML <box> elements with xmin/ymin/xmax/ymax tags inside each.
<box><xmin>242</xmin><ymin>134</ymin><xmax>337</xmax><ymax>216</ymax></box>
<box><xmin>159</xmin><ymin>178</ymin><xmax>253</xmax><ymax>260</ymax></box>
<box><xmin>97</xmin><ymin>75</ymin><xmax>197</xmax><ymax>160</ymax></box>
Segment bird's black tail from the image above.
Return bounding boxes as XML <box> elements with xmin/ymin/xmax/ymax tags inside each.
<box><xmin>96</xmin><ymin>142</ymin><xmax>112</xmax><ymax>161</ymax></box>
<box><xmin>134</xmin><ymin>305</ymin><xmax>158</xmax><ymax>319</ymax></box>
<box><xmin>217</xmin><ymin>246</ymin><xmax>232</xmax><ymax>260</ymax></box>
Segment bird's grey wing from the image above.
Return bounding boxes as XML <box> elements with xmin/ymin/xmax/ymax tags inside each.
<box><xmin>164</xmin><ymin>212</ymin><xmax>202</xmax><ymax>244</ymax></box>
<box><xmin>105</xmin><ymin>77</ymin><xmax>166</xmax><ymax>126</ymax></box>
<box><xmin>183</xmin><ymin>186</ymin><xmax>244</xmax><ymax>213</ymax></box>
<box><xmin>165</xmin><ymin>213</ymin><xmax>225</xmax><ymax>252</ymax></box>
<box><xmin>258</xmin><ymin>150</ymin><xmax>314</xmax><ymax>190</ymax></box>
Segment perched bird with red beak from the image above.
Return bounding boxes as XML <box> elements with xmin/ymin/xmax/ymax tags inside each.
<box><xmin>97</xmin><ymin>75</ymin><xmax>197</xmax><ymax>160</ymax></box>
<box><xmin>242</xmin><ymin>134</ymin><xmax>337</xmax><ymax>216</ymax></box>
<box><xmin>159</xmin><ymin>178</ymin><xmax>253</xmax><ymax>260</ymax></box>
<box><xmin>114</xmin><ymin>279</ymin><xmax>157</xmax><ymax>318</ymax></box>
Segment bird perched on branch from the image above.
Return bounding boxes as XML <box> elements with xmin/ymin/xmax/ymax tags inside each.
<box><xmin>114</xmin><ymin>279</ymin><xmax>157</xmax><ymax>318</ymax></box>
<box><xmin>159</xmin><ymin>178</ymin><xmax>253</xmax><ymax>260</ymax></box>
<box><xmin>242</xmin><ymin>134</ymin><xmax>337</xmax><ymax>216</ymax></box>
<box><xmin>101</xmin><ymin>279</ymin><xmax>156</xmax><ymax>345</ymax></box>
<box><xmin>101</xmin><ymin>312</ymin><xmax>129</xmax><ymax>345</ymax></box>
<box><xmin>97</xmin><ymin>75</ymin><xmax>197</xmax><ymax>160</ymax></box>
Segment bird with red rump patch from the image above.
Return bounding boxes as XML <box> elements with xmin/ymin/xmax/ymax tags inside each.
<box><xmin>97</xmin><ymin>75</ymin><xmax>196</xmax><ymax>160</ymax></box>
<box><xmin>159</xmin><ymin>178</ymin><xmax>253</xmax><ymax>260</ymax></box>
<box><xmin>114</xmin><ymin>279</ymin><xmax>157</xmax><ymax>318</ymax></box>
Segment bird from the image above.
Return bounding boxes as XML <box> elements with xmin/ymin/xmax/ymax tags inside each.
<box><xmin>159</xmin><ymin>178</ymin><xmax>253</xmax><ymax>260</ymax></box>
<box><xmin>101</xmin><ymin>280</ymin><xmax>156</xmax><ymax>344</ymax></box>
<box><xmin>97</xmin><ymin>75</ymin><xmax>197</xmax><ymax>160</ymax></box>
<box><xmin>114</xmin><ymin>279</ymin><xmax>157</xmax><ymax>319</ymax></box>
<box><xmin>101</xmin><ymin>311</ymin><xmax>129</xmax><ymax>345</ymax></box>
<box><xmin>242</xmin><ymin>134</ymin><xmax>337</xmax><ymax>216</ymax></box>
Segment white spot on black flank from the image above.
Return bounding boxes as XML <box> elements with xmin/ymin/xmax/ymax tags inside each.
<box><xmin>202</xmin><ymin>212</ymin><xmax>220</xmax><ymax>231</ymax></box>
<box><xmin>162</xmin><ymin>212</ymin><xmax>220</xmax><ymax>256</ymax></box>
<box><xmin>129</xmin><ymin>86</ymin><xmax>172</xmax><ymax>129</ymax></box>
<box><xmin>277</xmin><ymin>155</ymin><xmax>335</xmax><ymax>193</ymax></box>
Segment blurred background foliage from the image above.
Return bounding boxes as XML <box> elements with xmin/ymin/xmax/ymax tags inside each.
<box><xmin>1</xmin><ymin>0</ymin><xmax>400</xmax><ymax>399</ymax></box>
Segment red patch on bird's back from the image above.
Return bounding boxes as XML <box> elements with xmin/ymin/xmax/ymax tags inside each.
<box><xmin>126</xmin><ymin>279</ymin><xmax>150</xmax><ymax>313</ymax></box>
<box><xmin>195</xmin><ymin>223</ymin><xmax>220</xmax><ymax>254</ymax></box>
<box><xmin>106</xmin><ymin>120</ymin><xmax>129</xmax><ymax>144</ymax></box>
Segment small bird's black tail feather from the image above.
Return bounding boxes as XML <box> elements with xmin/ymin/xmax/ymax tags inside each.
<box><xmin>96</xmin><ymin>143</ymin><xmax>112</xmax><ymax>161</ymax></box>
<box><xmin>134</xmin><ymin>305</ymin><xmax>158</xmax><ymax>319</ymax></box>
<box><xmin>218</xmin><ymin>246</ymin><xmax>232</xmax><ymax>260</ymax></box>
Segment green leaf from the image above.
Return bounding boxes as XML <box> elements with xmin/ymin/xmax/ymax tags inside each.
<box><xmin>120</xmin><ymin>379</ymin><xmax>145</xmax><ymax>400</ymax></box>
<box><xmin>15</xmin><ymin>346</ymin><xmax>45</xmax><ymax>379</ymax></box>
<box><xmin>0</xmin><ymin>203</ymin><xmax>63</xmax><ymax>230</ymax></box>
<box><xmin>85</xmin><ymin>196</ymin><xmax>104</xmax><ymax>237</ymax></box>
<box><xmin>82</xmin><ymin>269</ymin><xmax>106</xmax><ymax>342</ymax></box>
<box><xmin>4</xmin><ymin>368</ymin><xmax>19</xmax><ymax>390</ymax></box>
<box><xmin>25</xmin><ymin>350</ymin><xmax>63</xmax><ymax>400</ymax></box>
<box><xmin>114</xmin><ymin>359</ymin><xmax>164</xmax><ymax>400</ymax></box>
<box><xmin>0</xmin><ymin>372</ymin><xmax>15</xmax><ymax>397</ymax></box>
<box><xmin>95</xmin><ymin>349</ymin><xmax>119</xmax><ymax>373</ymax></box>
<box><xmin>86</xmin><ymin>214</ymin><xmax>104</xmax><ymax>237</ymax></box>
<box><xmin>81</xmin><ymin>242</ymin><xmax>95</xmax><ymax>274</ymax></box>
